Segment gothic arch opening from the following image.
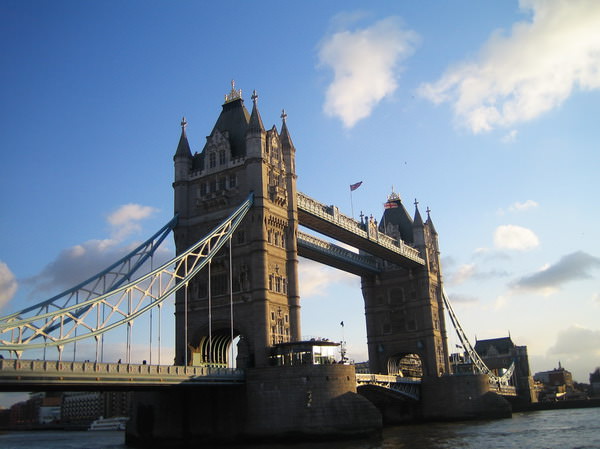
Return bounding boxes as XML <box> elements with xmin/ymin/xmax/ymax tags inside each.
<box><xmin>188</xmin><ymin>329</ymin><xmax>247</xmax><ymax>368</ymax></box>
<box><xmin>387</xmin><ymin>353</ymin><xmax>423</xmax><ymax>378</ymax></box>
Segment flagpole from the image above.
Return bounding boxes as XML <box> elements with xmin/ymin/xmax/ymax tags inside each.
<box><xmin>349</xmin><ymin>181</ymin><xmax>362</xmax><ymax>219</ymax></box>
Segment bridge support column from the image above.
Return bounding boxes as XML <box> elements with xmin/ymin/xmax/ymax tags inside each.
<box><xmin>245</xmin><ymin>364</ymin><xmax>381</xmax><ymax>441</ymax></box>
<box><xmin>420</xmin><ymin>374</ymin><xmax>512</xmax><ymax>421</ymax></box>
<box><xmin>126</xmin><ymin>365</ymin><xmax>381</xmax><ymax>446</ymax></box>
<box><xmin>125</xmin><ymin>385</ymin><xmax>246</xmax><ymax>447</ymax></box>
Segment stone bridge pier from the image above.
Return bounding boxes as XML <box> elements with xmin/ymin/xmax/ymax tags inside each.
<box><xmin>126</xmin><ymin>364</ymin><xmax>381</xmax><ymax>446</ymax></box>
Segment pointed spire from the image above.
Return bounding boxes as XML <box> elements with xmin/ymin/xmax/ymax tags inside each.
<box><xmin>247</xmin><ymin>89</ymin><xmax>265</xmax><ymax>134</ymax></box>
<box><xmin>413</xmin><ymin>198</ymin><xmax>424</xmax><ymax>227</ymax></box>
<box><xmin>174</xmin><ymin>116</ymin><xmax>192</xmax><ymax>159</ymax></box>
<box><xmin>279</xmin><ymin>109</ymin><xmax>295</xmax><ymax>150</ymax></box>
<box><xmin>426</xmin><ymin>206</ymin><xmax>438</xmax><ymax>235</ymax></box>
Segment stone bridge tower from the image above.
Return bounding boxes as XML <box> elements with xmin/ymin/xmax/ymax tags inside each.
<box><xmin>362</xmin><ymin>193</ymin><xmax>450</xmax><ymax>377</ymax></box>
<box><xmin>172</xmin><ymin>83</ymin><xmax>300</xmax><ymax>368</ymax></box>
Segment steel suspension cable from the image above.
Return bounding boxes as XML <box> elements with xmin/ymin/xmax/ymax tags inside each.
<box><xmin>229</xmin><ymin>236</ymin><xmax>234</xmax><ymax>368</ymax></box>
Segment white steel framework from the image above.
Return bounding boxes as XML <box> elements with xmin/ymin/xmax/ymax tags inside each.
<box><xmin>0</xmin><ymin>194</ymin><xmax>253</xmax><ymax>360</ymax></box>
<box><xmin>442</xmin><ymin>289</ymin><xmax>515</xmax><ymax>385</ymax></box>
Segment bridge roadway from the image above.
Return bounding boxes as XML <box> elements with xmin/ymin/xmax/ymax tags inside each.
<box><xmin>0</xmin><ymin>359</ymin><xmax>431</xmax><ymax>397</ymax></box>
<box><xmin>296</xmin><ymin>192</ymin><xmax>425</xmax><ymax>269</ymax></box>
<box><xmin>0</xmin><ymin>359</ymin><xmax>244</xmax><ymax>391</ymax></box>
<box><xmin>0</xmin><ymin>359</ymin><xmax>516</xmax><ymax>399</ymax></box>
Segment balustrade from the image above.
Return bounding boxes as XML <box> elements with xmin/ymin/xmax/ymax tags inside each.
<box><xmin>297</xmin><ymin>192</ymin><xmax>423</xmax><ymax>265</ymax></box>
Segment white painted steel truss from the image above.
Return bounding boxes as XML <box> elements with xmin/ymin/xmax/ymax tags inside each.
<box><xmin>0</xmin><ymin>217</ymin><xmax>177</xmax><ymax>336</ymax></box>
<box><xmin>442</xmin><ymin>289</ymin><xmax>515</xmax><ymax>386</ymax></box>
<box><xmin>0</xmin><ymin>194</ymin><xmax>253</xmax><ymax>357</ymax></box>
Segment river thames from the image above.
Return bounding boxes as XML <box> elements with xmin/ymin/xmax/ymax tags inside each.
<box><xmin>0</xmin><ymin>407</ymin><xmax>598</xmax><ymax>449</ymax></box>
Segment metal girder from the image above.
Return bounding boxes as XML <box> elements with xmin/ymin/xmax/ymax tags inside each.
<box><xmin>0</xmin><ymin>194</ymin><xmax>253</xmax><ymax>353</ymax></box>
<box><xmin>0</xmin><ymin>215</ymin><xmax>178</xmax><ymax>335</ymax></box>
<box><xmin>297</xmin><ymin>231</ymin><xmax>382</xmax><ymax>276</ymax></box>
<box><xmin>297</xmin><ymin>191</ymin><xmax>424</xmax><ymax>269</ymax></box>
<box><xmin>442</xmin><ymin>289</ymin><xmax>515</xmax><ymax>386</ymax></box>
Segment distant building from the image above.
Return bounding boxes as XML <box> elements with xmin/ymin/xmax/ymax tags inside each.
<box><xmin>534</xmin><ymin>362</ymin><xmax>573</xmax><ymax>388</ymax></box>
<box><xmin>104</xmin><ymin>391</ymin><xmax>130</xmax><ymax>418</ymax></box>
<box><xmin>61</xmin><ymin>392</ymin><xmax>103</xmax><ymax>426</ymax></box>
<box><xmin>39</xmin><ymin>396</ymin><xmax>61</xmax><ymax>424</ymax></box>
<box><xmin>61</xmin><ymin>391</ymin><xmax>130</xmax><ymax>426</ymax></box>
<box><xmin>534</xmin><ymin>362</ymin><xmax>584</xmax><ymax>401</ymax></box>
<box><xmin>473</xmin><ymin>336</ymin><xmax>537</xmax><ymax>403</ymax></box>
<box><xmin>590</xmin><ymin>367</ymin><xmax>600</xmax><ymax>397</ymax></box>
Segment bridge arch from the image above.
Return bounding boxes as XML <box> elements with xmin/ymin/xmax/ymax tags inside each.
<box><xmin>188</xmin><ymin>324</ymin><xmax>250</xmax><ymax>369</ymax></box>
<box><xmin>387</xmin><ymin>353</ymin><xmax>424</xmax><ymax>378</ymax></box>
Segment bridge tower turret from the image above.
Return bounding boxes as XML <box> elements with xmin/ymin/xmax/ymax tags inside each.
<box><xmin>172</xmin><ymin>83</ymin><xmax>300</xmax><ymax>368</ymax></box>
<box><xmin>362</xmin><ymin>193</ymin><xmax>450</xmax><ymax>378</ymax></box>
<box><xmin>173</xmin><ymin>117</ymin><xmax>193</xmax><ymax>219</ymax></box>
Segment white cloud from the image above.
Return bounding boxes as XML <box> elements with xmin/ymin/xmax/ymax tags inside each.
<box><xmin>545</xmin><ymin>325</ymin><xmax>600</xmax><ymax>381</ymax></box>
<box><xmin>493</xmin><ymin>294</ymin><xmax>509</xmax><ymax>310</ymax></box>
<box><xmin>447</xmin><ymin>292</ymin><xmax>479</xmax><ymax>305</ymax></box>
<box><xmin>501</xmin><ymin>129</ymin><xmax>518</xmax><ymax>143</ymax></box>
<box><xmin>298</xmin><ymin>259</ymin><xmax>356</xmax><ymax>298</ymax></box>
<box><xmin>449</xmin><ymin>264</ymin><xmax>476</xmax><ymax>285</ymax></box>
<box><xmin>510</xmin><ymin>200</ymin><xmax>539</xmax><ymax>212</ymax></box>
<box><xmin>494</xmin><ymin>224</ymin><xmax>540</xmax><ymax>251</ymax></box>
<box><xmin>108</xmin><ymin>204</ymin><xmax>158</xmax><ymax>240</ymax></box>
<box><xmin>0</xmin><ymin>261</ymin><xmax>18</xmax><ymax>310</ymax></box>
<box><xmin>25</xmin><ymin>204</ymin><xmax>169</xmax><ymax>296</ymax></box>
<box><xmin>511</xmin><ymin>251</ymin><xmax>600</xmax><ymax>294</ymax></box>
<box><xmin>318</xmin><ymin>16</ymin><xmax>418</xmax><ymax>128</ymax></box>
<box><xmin>419</xmin><ymin>0</ymin><xmax>600</xmax><ymax>133</ymax></box>
<box><xmin>497</xmin><ymin>199</ymin><xmax>539</xmax><ymax>216</ymax></box>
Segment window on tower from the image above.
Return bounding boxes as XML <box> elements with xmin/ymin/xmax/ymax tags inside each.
<box><xmin>219</xmin><ymin>150</ymin><xmax>226</xmax><ymax>165</ymax></box>
<box><xmin>209</xmin><ymin>152</ymin><xmax>216</xmax><ymax>168</ymax></box>
<box><xmin>228</xmin><ymin>174</ymin><xmax>237</xmax><ymax>188</ymax></box>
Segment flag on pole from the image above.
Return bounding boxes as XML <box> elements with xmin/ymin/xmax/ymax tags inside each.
<box><xmin>350</xmin><ymin>181</ymin><xmax>362</xmax><ymax>191</ymax></box>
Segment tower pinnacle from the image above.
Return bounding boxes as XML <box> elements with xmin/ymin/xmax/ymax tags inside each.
<box><xmin>224</xmin><ymin>79</ymin><xmax>242</xmax><ymax>103</ymax></box>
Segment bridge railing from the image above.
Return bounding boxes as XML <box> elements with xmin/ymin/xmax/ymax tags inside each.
<box><xmin>355</xmin><ymin>373</ymin><xmax>421</xmax><ymax>384</ymax></box>
<box><xmin>0</xmin><ymin>359</ymin><xmax>244</xmax><ymax>380</ymax></box>
<box><xmin>297</xmin><ymin>231</ymin><xmax>381</xmax><ymax>272</ymax></box>
<box><xmin>297</xmin><ymin>192</ymin><xmax>423</xmax><ymax>264</ymax></box>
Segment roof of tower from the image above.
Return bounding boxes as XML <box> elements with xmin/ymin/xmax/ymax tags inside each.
<box><xmin>279</xmin><ymin>109</ymin><xmax>295</xmax><ymax>150</ymax></box>
<box><xmin>474</xmin><ymin>337</ymin><xmax>515</xmax><ymax>356</ymax></box>
<box><xmin>174</xmin><ymin>117</ymin><xmax>192</xmax><ymax>159</ymax></box>
<box><xmin>379</xmin><ymin>191</ymin><xmax>414</xmax><ymax>243</ymax></box>
<box><xmin>247</xmin><ymin>90</ymin><xmax>265</xmax><ymax>135</ymax></box>
<box><xmin>201</xmin><ymin>82</ymin><xmax>251</xmax><ymax>159</ymax></box>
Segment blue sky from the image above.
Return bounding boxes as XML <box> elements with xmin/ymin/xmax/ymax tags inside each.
<box><xmin>1</xmin><ymin>0</ymin><xmax>600</xmax><ymax>407</ymax></box>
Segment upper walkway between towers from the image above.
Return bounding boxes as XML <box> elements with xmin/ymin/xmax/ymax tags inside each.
<box><xmin>296</xmin><ymin>191</ymin><xmax>425</xmax><ymax>269</ymax></box>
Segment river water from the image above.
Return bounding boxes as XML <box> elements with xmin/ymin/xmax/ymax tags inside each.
<box><xmin>1</xmin><ymin>408</ymin><xmax>599</xmax><ymax>449</ymax></box>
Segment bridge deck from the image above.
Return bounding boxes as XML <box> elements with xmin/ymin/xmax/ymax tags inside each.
<box><xmin>297</xmin><ymin>192</ymin><xmax>424</xmax><ymax>269</ymax></box>
<box><xmin>297</xmin><ymin>231</ymin><xmax>382</xmax><ymax>276</ymax></box>
<box><xmin>0</xmin><ymin>359</ymin><xmax>244</xmax><ymax>391</ymax></box>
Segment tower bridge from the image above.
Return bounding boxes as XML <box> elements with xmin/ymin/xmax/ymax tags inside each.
<box><xmin>0</xmin><ymin>83</ymin><xmax>521</xmax><ymax>444</ymax></box>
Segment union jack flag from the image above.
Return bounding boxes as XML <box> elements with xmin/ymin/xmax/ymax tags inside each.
<box><xmin>349</xmin><ymin>181</ymin><xmax>363</xmax><ymax>191</ymax></box>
